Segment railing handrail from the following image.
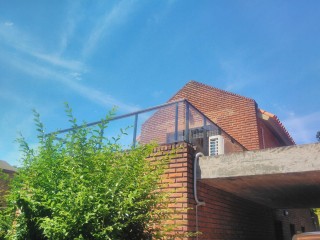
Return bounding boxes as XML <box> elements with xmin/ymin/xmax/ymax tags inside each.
<box><xmin>45</xmin><ymin>99</ymin><xmax>247</xmax><ymax>151</ymax></box>
<box><xmin>45</xmin><ymin>99</ymin><xmax>187</xmax><ymax>136</ymax></box>
<box><xmin>181</xmin><ymin>101</ymin><xmax>247</xmax><ymax>151</ymax></box>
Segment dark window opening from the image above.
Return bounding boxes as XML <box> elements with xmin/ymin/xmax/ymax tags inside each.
<box><xmin>290</xmin><ymin>224</ymin><xmax>296</xmax><ymax>237</ymax></box>
<box><xmin>274</xmin><ymin>221</ymin><xmax>284</xmax><ymax>240</ymax></box>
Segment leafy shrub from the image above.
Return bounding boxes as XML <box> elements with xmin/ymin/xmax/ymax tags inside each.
<box><xmin>0</xmin><ymin>105</ymin><xmax>175</xmax><ymax>239</ymax></box>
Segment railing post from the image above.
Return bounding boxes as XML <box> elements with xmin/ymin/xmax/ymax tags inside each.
<box><xmin>185</xmin><ymin>102</ymin><xmax>190</xmax><ymax>142</ymax></box>
<box><xmin>203</xmin><ymin>115</ymin><xmax>208</xmax><ymax>155</ymax></box>
<box><xmin>132</xmin><ymin>114</ymin><xmax>138</xmax><ymax>148</ymax></box>
<box><xmin>174</xmin><ymin>102</ymin><xmax>179</xmax><ymax>142</ymax></box>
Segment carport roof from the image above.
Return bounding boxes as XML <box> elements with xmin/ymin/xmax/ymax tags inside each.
<box><xmin>198</xmin><ymin>143</ymin><xmax>320</xmax><ymax>208</ymax></box>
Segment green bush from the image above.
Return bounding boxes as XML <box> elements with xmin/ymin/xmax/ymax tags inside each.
<box><xmin>0</xmin><ymin>105</ymin><xmax>175</xmax><ymax>239</ymax></box>
<box><xmin>0</xmin><ymin>170</ymin><xmax>10</xmax><ymax>207</ymax></box>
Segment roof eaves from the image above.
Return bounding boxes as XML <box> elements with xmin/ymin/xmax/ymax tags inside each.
<box><xmin>259</xmin><ymin>109</ymin><xmax>295</xmax><ymax>145</ymax></box>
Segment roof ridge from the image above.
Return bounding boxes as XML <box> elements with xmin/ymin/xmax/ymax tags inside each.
<box><xmin>187</xmin><ymin>80</ymin><xmax>256</xmax><ymax>102</ymax></box>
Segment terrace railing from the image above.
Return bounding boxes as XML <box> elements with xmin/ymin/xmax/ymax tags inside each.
<box><xmin>48</xmin><ymin>99</ymin><xmax>246</xmax><ymax>155</ymax></box>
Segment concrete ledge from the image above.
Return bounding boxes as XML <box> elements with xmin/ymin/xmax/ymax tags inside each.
<box><xmin>198</xmin><ymin>143</ymin><xmax>320</xmax><ymax>179</ymax></box>
<box><xmin>197</xmin><ymin>143</ymin><xmax>320</xmax><ymax>208</ymax></box>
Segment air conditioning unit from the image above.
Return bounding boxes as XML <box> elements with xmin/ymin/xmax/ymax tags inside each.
<box><xmin>209</xmin><ymin>135</ymin><xmax>224</xmax><ymax>156</ymax></box>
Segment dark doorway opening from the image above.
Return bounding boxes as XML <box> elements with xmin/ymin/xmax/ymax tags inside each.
<box><xmin>275</xmin><ymin>221</ymin><xmax>284</xmax><ymax>240</ymax></box>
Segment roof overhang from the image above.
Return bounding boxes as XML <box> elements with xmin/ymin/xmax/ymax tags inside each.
<box><xmin>258</xmin><ymin>109</ymin><xmax>295</xmax><ymax>146</ymax></box>
<box><xmin>198</xmin><ymin>143</ymin><xmax>320</xmax><ymax>208</ymax></box>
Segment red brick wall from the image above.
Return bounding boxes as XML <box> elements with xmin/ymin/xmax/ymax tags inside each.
<box><xmin>170</xmin><ymin>81</ymin><xmax>261</xmax><ymax>150</ymax></box>
<box><xmin>147</xmin><ymin>142</ymin><xmax>195</xmax><ymax>238</ymax></box>
<box><xmin>258</xmin><ymin>118</ymin><xmax>284</xmax><ymax>149</ymax></box>
<box><xmin>220</xmin><ymin>131</ymin><xmax>245</xmax><ymax>154</ymax></box>
<box><xmin>149</xmin><ymin>143</ymin><xmax>317</xmax><ymax>239</ymax></box>
<box><xmin>193</xmin><ymin>181</ymin><xmax>276</xmax><ymax>240</ymax></box>
<box><xmin>140</xmin><ymin>102</ymin><xmax>188</xmax><ymax>145</ymax></box>
<box><xmin>273</xmin><ymin>209</ymin><xmax>318</xmax><ymax>239</ymax></box>
<box><xmin>150</xmin><ymin>143</ymin><xmax>276</xmax><ymax>239</ymax></box>
<box><xmin>140</xmin><ymin>97</ymin><xmax>246</xmax><ymax>154</ymax></box>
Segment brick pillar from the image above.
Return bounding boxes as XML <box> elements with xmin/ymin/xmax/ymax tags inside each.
<box><xmin>147</xmin><ymin>142</ymin><xmax>196</xmax><ymax>239</ymax></box>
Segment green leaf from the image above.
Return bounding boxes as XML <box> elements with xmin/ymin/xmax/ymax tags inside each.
<box><xmin>0</xmin><ymin>103</ymin><xmax>180</xmax><ymax>240</ymax></box>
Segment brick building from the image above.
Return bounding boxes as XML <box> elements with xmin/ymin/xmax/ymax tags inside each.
<box><xmin>40</xmin><ymin>80</ymin><xmax>319</xmax><ymax>239</ymax></box>
<box><xmin>141</xmin><ymin>81</ymin><xmax>318</xmax><ymax>240</ymax></box>
<box><xmin>0</xmin><ymin>160</ymin><xmax>16</xmax><ymax>208</ymax></box>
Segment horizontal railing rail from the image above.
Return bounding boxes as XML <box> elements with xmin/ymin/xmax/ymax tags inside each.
<box><xmin>46</xmin><ymin>99</ymin><xmax>246</xmax><ymax>152</ymax></box>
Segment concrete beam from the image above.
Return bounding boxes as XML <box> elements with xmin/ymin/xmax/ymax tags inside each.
<box><xmin>198</xmin><ymin>143</ymin><xmax>320</xmax><ymax>208</ymax></box>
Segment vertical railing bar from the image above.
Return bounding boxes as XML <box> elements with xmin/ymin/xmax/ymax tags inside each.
<box><xmin>203</xmin><ymin>112</ymin><xmax>208</xmax><ymax>155</ymax></box>
<box><xmin>174</xmin><ymin>102</ymin><xmax>179</xmax><ymax>142</ymax></box>
<box><xmin>132</xmin><ymin>114</ymin><xmax>138</xmax><ymax>148</ymax></box>
<box><xmin>185</xmin><ymin>101</ymin><xmax>190</xmax><ymax>143</ymax></box>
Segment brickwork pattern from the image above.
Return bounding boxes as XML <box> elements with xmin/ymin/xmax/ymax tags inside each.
<box><xmin>146</xmin><ymin>143</ymin><xmax>195</xmax><ymax>238</ymax></box>
<box><xmin>273</xmin><ymin>209</ymin><xmax>318</xmax><ymax>240</ymax></box>
<box><xmin>140</xmin><ymin>100</ymin><xmax>245</xmax><ymax>155</ymax></box>
<box><xmin>192</xmin><ymin>181</ymin><xmax>276</xmax><ymax>240</ymax></box>
<box><xmin>170</xmin><ymin>81</ymin><xmax>261</xmax><ymax>150</ymax></box>
<box><xmin>220</xmin><ymin>131</ymin><xmax>245</xmax><ymax>154</ymax></box>
<box><xmin>140</xmin><ymin>103</ymin><xmax>190</xmax><ymax>145</ymax></box>
<box><xmin>142</xmin><ymin>81</ymin><xmax>313</xmax><ymax>239</ymax></box>
<box><xmin>258</xmin><ymin>118</ymin><xmax>284</xmax><ymax>149</ymax></box>
<box><xmin>149</xmin><ymin>143</ymin><xmax>318</xmax><ymax>240</ymax></box>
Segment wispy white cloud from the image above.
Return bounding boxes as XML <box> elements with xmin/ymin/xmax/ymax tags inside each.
<box><xmin>32</xmin><ymin>52</ymin><xmax>84</xmax><ymax>72</ymax></box>
<box><xmin>69</xmin><ymin>80</ymin><xmax>140</xmax><ymax>112</ymax></box>
<box><xmin>56</xmin><ymin>1</ymin><xmax>83</xmax><ymax>56</ymax></box>
<box><xmin>0</xmin><ymin>3</ymin><xmax>141</xmax><ymax>167</ymax></box>
<box><xmin>1</xmin><ymin>50</ymin><xmax>139</xmax><ymax>113</ymax></box>
<box><xmin>4</xmin><ymin>21</ymin><xmax>14</xmax><ymax>27</ymax></box>
<box><xmin>81</xmin><ymin>0</ymin><xmax>137</xmax><ymax>58</ymax></box>
<box><xmin>282</xmin><ymin>111</ymin><xmax>320</xmax><ymax>144</ymax></box>
<box><xmin>0</xmin><ymin>22</ymin><xmax>84</xmax><ymax>72</ymax></box>
<box><xmin>69</xmin><ymin>72</ymin><xmax>82</xmax><ymax>81</ymax></box>
<box><xmin>0</xmin><ymin>11</ymin><xmax>138</xmax><ymax>113</ymax></box>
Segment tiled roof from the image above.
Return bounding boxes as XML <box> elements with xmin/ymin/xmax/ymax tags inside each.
<box><xmin>169</xmin><ymin>80</ymin><xmax>294</xmax><ymax>150</ymax></box>
<box><xmin>0</xmin><ymin>160</ymin><xmax>17</xmax><ymax>172</ymax></box>
<box><xmin>169</xmin><ymin>80</ymin><xmax>256</xmax><ymax>102</ymax></box>
<box><xmin>170</xmin><ymin>81</ymin><xmax>260</xmax><ymax>150</ymax></box>
<box><xmin>259</xmin><ymin>109</ymin><xmax>295</xmax><ymax>145</ymax></box>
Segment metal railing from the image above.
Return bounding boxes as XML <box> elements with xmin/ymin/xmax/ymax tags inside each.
<box><xmin>48</xmin><ymin>99</ymin><xmax>246</xmax><ymax>154</ymax></box>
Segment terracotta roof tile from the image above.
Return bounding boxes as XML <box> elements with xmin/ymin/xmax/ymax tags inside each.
<box><xmin>259</xmin><ymin>109</ymin><xmax>295</xmax><ymax>145</ymax></box>
<box><xmin>169</xmin><ymin>81</ymin><xmax>295</xmax><ymax>149</ymax></box>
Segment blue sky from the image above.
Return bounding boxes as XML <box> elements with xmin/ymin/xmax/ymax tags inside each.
<box><xmin>1</xmin><ymin>0</ymin><xmax>320</xmax><ymax>166</ymax></box>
